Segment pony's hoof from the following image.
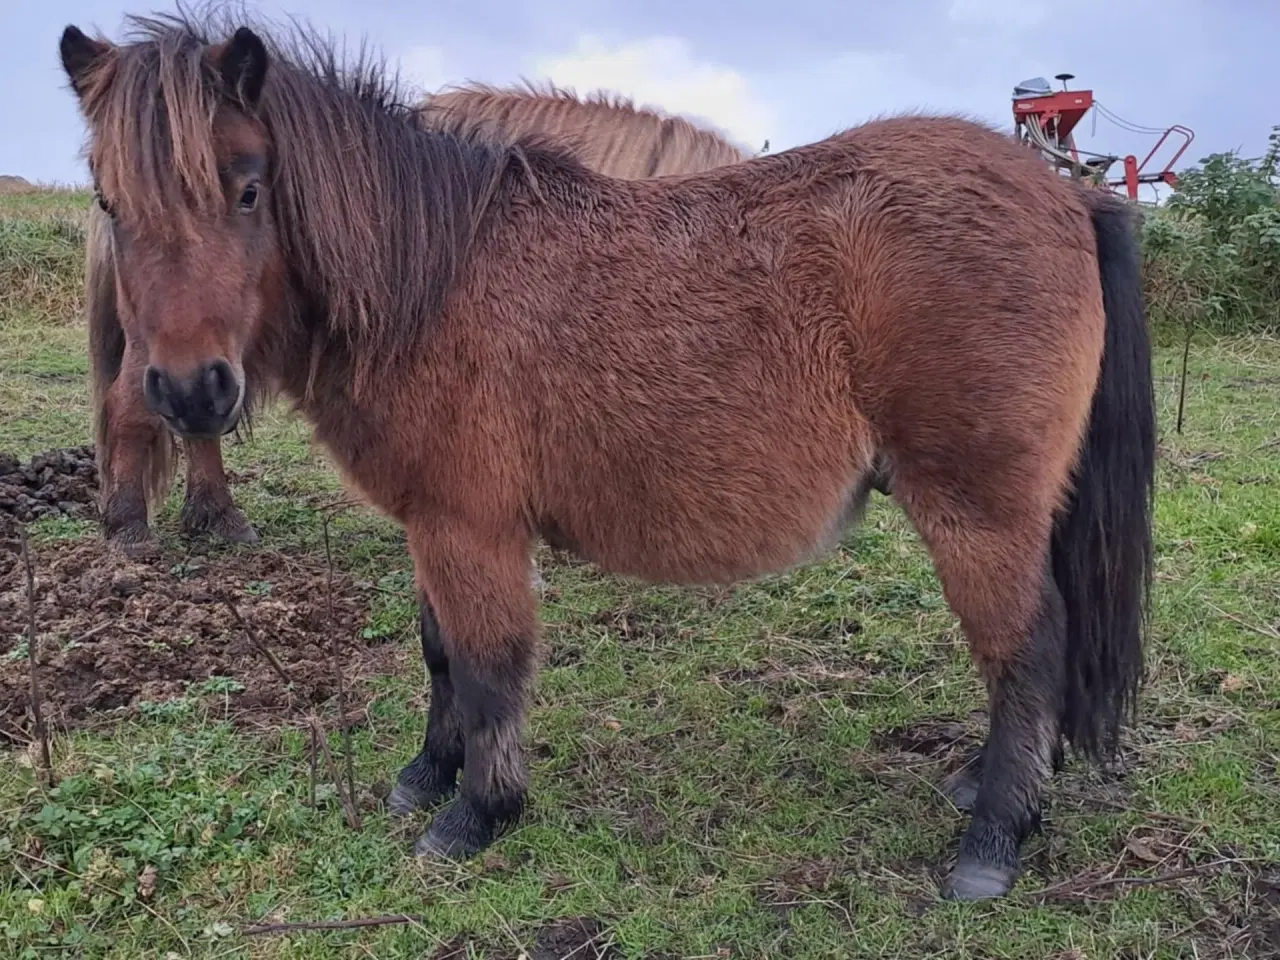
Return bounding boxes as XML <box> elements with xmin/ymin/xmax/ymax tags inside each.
<box><xmin>181</xmin><ymin>500</ymin><xmax>259</xmax><ymax>546</ymax></box>
<box><xmin>387</xmin><ymin>780</ymin><xmax>450</xmax><ymax>817</ymax></box>
<box><xmin>413</xmin><ymin>797</ymin><xmax>507</xmax><ymax>861</ymax></box>
<box><xmin>942</xmin><ymin>768</ymin><xmax>981</xmax><ymax>813</ymax></box>
<box><xmin>413</xmin><ymin>829</ymin><xmax>466</xmax><ymax>860</ymax></box>
<box><xmin>942</xmin><ymin>858</ymin><xmax>1019</xmax><ymax>901</ymax></box>
<box><xmin>941</xmin><ymin>745</ymin><xmax>984</xmax><ymax>813</ymax></box>
<box><xmin>106</xmin><ymin>528</ymin><xmax>159</xmax><ymax>560</ymax></box>
<box><xmin>222</xmin><ymin>520</ymin><xmax>260</xmax><ymax>545</ymax></box>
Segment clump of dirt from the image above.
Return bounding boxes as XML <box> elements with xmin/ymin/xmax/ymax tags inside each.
<box><xmin>870</xmin><ymin>717</ymin><xmax>981</xmax><ymax>759</ymax></box>
<box><xmin>862</xmin><ymin>714</ymin><xmax>987</xmax><ymax>793</ymax></box>
<box><xmin>528</xmin><ymin>917</ymin><xmax>616</xmax><ymax>960</ymax></box>
<box><xmin>0</xmin><ymin>446</ymin><xmax>99</xmax><ymax>537</ymax></box>
<box><xmin>757</xmin><ymin>856</ymin><xmax>857</xmax><ymax>932</ymax></box>
<box><xmin>428</xmin><ymin>940</ymin><xmax>470</xmax><ymax>960</ymax></box>
<box><xmin>430</xmin><ymin>918</ymin><xmax>618</xmax><ymax>960</ymax></box>
<box><xmin>0</xmin><ymin>535</ymin><xmax>402</xmax><ymax>744</ymax></box>
<box><xmin>591</xmin><ymin>605</ymin><xmax>674</xmax><ymax>647</ymax></box>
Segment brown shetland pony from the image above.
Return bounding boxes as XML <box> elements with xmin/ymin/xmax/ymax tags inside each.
<box><xmin>84</xmin><ymin>79</ymin><xmax>749</xmax><ymax>556</ymax></box>
<box><xmin>59</xmin><ymin>10</ymin><xmax>1156</xmax><ymax>901</ymax></box>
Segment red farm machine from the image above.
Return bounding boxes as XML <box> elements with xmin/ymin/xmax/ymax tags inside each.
<box><xmin>1013</xmin><ymin>73</ymin><xmax>1201</xmax><ymax>433</ymax></box>
<box><xmin>1011</xmin><ymin>73</ymin><xmax>1194</xmax><ymax>202</ymax></box>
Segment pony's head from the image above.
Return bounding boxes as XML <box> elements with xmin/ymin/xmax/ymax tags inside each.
<box><xmin>60</xmin><ymin>17</ymin><xmax>282</xmax><ymax>440</ymax></box>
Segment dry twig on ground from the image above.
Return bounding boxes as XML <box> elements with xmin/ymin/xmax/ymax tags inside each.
<box><xmin>21</xmin><ymin>526</ymin><xmax>54</xmax><ymax>786</ymax></box>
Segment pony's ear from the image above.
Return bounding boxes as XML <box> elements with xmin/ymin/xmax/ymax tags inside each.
<box><xmin>60</xmin><ymin>25</ymin><xmax>110</xmax><ymax>98</ymax></box>
<box><xmin>218</xmin><ymin>26</ymin><xmax>269</xmax><ymax>110</ymax></box>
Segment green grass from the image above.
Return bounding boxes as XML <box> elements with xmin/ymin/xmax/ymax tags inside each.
<box><xmin>3</xmin><ymin>191</ymin><xmax>1280</xmax><ymax>958</ymax></box>
<box><xmin>0</xmin><ymin>189</ymin><xmax>90</xmax><ymax>320</ymax></box>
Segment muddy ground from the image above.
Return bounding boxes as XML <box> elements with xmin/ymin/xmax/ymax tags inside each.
<box><xmin>0</xmin><ymin>445</ymin><xmax>99</xmax><ymax>539</ymax></box>
<box><xmin>0</xmin><ymin>516</ymin><xmax>402</xmax><ymax>745</ymax></box>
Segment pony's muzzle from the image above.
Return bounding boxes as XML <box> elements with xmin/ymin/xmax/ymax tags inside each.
<box><xmin>143</xmin><ymin>359</ymin><xmax>243</xmax><ymax>439</ymax></box>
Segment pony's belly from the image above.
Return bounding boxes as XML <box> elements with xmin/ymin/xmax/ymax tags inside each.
<box><xmin>549</xmin><ymin>458</ymin><xmax>867</xmax><ymax>587</ymax></box>
<box><xmin>538</xmin><ymin>373</ymin><xmax>876</xmax><ymax>585</ymax></box>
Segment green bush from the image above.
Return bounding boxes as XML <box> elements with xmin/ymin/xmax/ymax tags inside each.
<box><xmin>1141</xmin><ymin>125</ymin><xmax>1280</xmax><ymax>337</ymax></box>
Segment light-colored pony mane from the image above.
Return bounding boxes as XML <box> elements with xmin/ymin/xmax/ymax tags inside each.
<box><xmin>416</xmin><ymin>81</ymin><xmax>752</xmax><ymax>178</ymax></box>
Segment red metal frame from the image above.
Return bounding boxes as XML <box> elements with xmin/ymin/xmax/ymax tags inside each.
<box><xmin>1012</xmin><ymin>88</ymin><xmax>1095</xmax><ymax>164</ymax></box>
<box><xmin>1108</xmin><ymin>124</ymin><xmax>1195</xmax><ymax>199</ymax></box>
<box><xmin>1012</xmin><ymin>79</ymin><xmax>1194</xmax><ymax>202</ymax></box>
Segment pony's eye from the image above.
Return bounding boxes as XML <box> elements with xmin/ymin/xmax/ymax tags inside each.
<box><xmin>238</xmin><ymin>183</ymin><xmax>259</xmax><ymax>213</ymax></box>
<box><xmin>93</xmin><ymin>187</ymin><xmax>113</xmax><ymax>217</ymax></box>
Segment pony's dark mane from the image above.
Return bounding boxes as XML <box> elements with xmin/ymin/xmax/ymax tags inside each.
<box><xmin>75</xmin><ymin>3</ymin><xmax>580</xmax><ymax>383</ymax></box>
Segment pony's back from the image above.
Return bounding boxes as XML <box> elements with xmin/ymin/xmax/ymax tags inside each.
<box><xmin>417</xmin><ymin>82</ymin><xmax>751</xmax><ymax>178</ymax></box>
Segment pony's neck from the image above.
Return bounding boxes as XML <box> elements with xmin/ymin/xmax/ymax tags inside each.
<box><xmin>266</xmin><ymin>69</ymin><xmax>518</xmax><ymax>383</ymax></box>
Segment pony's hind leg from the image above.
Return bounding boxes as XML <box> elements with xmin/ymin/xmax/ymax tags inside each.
<box><xmin>945</xmin><ymin>567</ymin><xmax>1067</xmax><ymax>899</ymax></box>
<box><xmin>941</xmin><ymin>713</ymin><xmax>1065</xmax><ymax>815</ymax></box>
<box><xmin>902</xmin><ymin>494</ymin><xmax>1066</xmax><ymax>900</ymax></box>
<box><xmin>179</xmin><ymin>438</ymin><xmax>259</xmax><ymax>545</ymax></box>
<box><xmin>402</xmin><ymin>520</ymin><xmax>535</xmax><ymax>859</ymax></box>
<box><xmin>388</xmin><ymin>601</ymin><xmax>465</xmax><ymax>815</ymax></box>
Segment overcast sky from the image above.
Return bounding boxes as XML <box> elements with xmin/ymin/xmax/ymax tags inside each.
<box><xmin>2</xmin><ymin>0</ymin><xmax>1275</xmax><ymax>200</ymax></box>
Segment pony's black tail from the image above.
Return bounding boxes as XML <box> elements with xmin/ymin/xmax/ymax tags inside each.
<box><xmin>1052</xmin><ymin>191</ymin><xmax>1157</xmax><ymax>764</ymax></box>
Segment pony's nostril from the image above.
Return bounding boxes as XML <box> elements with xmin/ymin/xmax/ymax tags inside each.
<box><xmin>143</xmin><ymin>365</ymin><xmax>175</xmax><ymax>418</ymax></box>
<box><xmin>142</xmin><ymin>361</ymin><xmax>239</xmax><ymax>434</ymax></box>
<box><xmin>202</xmin><ymin>359</ymin><xmax>240</xmax><ymax>417</ymax></box>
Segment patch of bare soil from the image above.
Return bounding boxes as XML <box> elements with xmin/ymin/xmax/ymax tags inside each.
<box><xmin>527</xmin><ymin>917</ymin><xmax>616</xmax><ymax>960</ymax></box>
<box><xmin>1157</xmin><ymin>443</ymin><xmax>1228</xmax><ymax>473</ymax></box>
<box><xmin>427</xmin><ymin>939</ymin><xmax>471</xmax><ymax>960</ymax></box>
<box><xmin>541</xmin><ymin>601</ymin><xmax>681</xmax><ymax>669</ymax></box>
<box><xmin>756</xmin><ymin>856</ymin><xmax>857</xmax><ymax>932</ymax></box>
<box><xmin>0</xmin><ymin>446</ymin><xmax>99</xmax><ymax>538</ymax></box>
<box><xmin>590</xmin><ymin>604</ymin><xmax>675</xmax><ymax>648</ymax></box>
<box><xmin>0</xmin><ymin>534</ymin><xmax>401</xmax><ymax>744</ymax></box>
<box><xmin>866</xmin><ymin>713</ymin><xmax>987</xmax><ymax>787</ymax></box>
<box><xmin>871</xmin><ymin>715</ymin><xmax>983</xmax><ymax>757</ymax></box>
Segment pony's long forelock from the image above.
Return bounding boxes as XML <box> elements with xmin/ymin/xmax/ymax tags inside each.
<box><xmin>78</xmin><ymin>14</ymin><xmax>224</xmax><ymax>231</ymax></box>
<box><xmin>74</xmin><ymin>3</ymin><xmax>522</xmax><ymax>388</ymax></box>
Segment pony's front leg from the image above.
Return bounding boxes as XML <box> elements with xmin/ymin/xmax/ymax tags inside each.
<box><xmin>943</xmin><ymin>566</ymin><xmax>1067</xmax><ymax>900</ymax></box>
<box><xmin>98</xmin><ymin>341</ymin><xmax>173</xmax><ymax>557</ymax></box>
<box><xmin>179</xmin><ymin>437</ymin><xmax>259</xmax><ymax>545</ymax></box>
<box><xmin>387</xmin><ymin>601</ymin><xmax>464</xmax><ymax>814</ymax></box>
<box><xmin>400</xmin><ymin>519</ymin><xmax>536</xmax><ymax>859</ymax></box>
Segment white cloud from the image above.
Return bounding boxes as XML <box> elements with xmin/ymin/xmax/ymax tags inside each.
<box><xmin>529</xmin><ymin>35</ymin><xmax>775</xmax><ymax>152</ymax></box>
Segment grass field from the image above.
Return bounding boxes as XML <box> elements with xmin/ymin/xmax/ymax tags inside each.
<box><xmin>2</xmin><ymin>189</ymin><xmax>1280</xmax><ymax>959</ymax></box>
